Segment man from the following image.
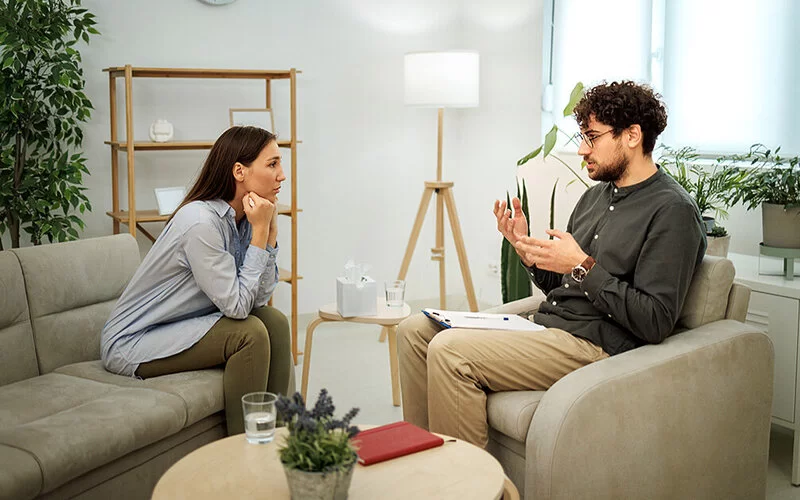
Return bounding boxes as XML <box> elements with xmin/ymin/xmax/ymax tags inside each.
<box><xmin>397</xmin><ymin>81</ymin><xmax>706</xmax><ymax>448</ymax></box>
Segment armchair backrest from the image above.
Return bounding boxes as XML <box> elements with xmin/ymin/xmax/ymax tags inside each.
<box><xmin>677</xmin><ymin>255</ymin><xmax>749</xmax><ymax>329</ymax></box>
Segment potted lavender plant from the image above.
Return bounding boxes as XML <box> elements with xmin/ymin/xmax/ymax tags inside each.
<box><xmin>276</xmin><ymin>390</ymin><xmax>360</xmax><ymax>500</ymax></box>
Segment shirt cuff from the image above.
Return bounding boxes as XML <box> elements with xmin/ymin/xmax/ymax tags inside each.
<box><xmin>264</xmin><ymin>242</ymin><xmax>279</xmax><ymax>258</ymax></box>
<box><xmin>580</xmin><ymin>262</ymin><xmax>611</xmax><ymax>300</ymax></box>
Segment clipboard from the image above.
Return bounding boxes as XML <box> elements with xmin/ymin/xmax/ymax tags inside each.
<box><xmin>422</xmin><ymin>308</ymin><xmax>545</xmax><ymax>332</ymax></box>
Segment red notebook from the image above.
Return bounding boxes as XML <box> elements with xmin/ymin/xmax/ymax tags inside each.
<box><xmin>353</xmin><ymin>421</ymin><xmax>445</xmax><ymax>466</ymax></box>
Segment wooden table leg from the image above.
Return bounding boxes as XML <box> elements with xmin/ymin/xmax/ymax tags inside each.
<box><xmin>301</xmin><ymin>317</ymin><xmax>325</xmax><ymax>402</ymax></box>
<box><xmin>378</xmin><ymin>329</ymin><xmax>387</xmax><ymax>343</ymax></box>
<box><xmin>386</xmin><ymin>326</ymin><xmax>400</xmax><ymax>407</ymax></box>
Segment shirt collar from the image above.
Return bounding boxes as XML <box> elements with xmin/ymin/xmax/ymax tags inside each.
<box><xmin>206</xmin><ymin>199</ymin><xmax>235</xmax><ymax>219</ymax></box>
<box><xmin>611</xmin><ymin>164</ymin><xmax>665</xmax><ymax>195</ymax></box>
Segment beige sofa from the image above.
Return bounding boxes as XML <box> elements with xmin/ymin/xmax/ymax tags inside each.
<box><xmin>483</xmin><ymin>256</ymin><xmax>774</xmax><ymax>500</ymax></box>
<box><xmin>0</xmin><ymin>234</ymin><xmax>293</xmax><ymax>500</ymax></box>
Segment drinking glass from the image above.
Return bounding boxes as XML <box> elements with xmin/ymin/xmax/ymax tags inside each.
<box><xmin>242</xmin><ymin>392</ymin><xmax>277</xmax><ymax>444</ymax></box>
<box><xmin>385</xmin><ymin>280</ymin><xmax>406</xmax><ymax>308</ymax></box>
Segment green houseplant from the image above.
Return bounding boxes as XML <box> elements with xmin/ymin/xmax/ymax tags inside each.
<box><xmin>0</xmin><ymin>0</ymin><xmax>99</xmax><ymax>249</ymax></box>
<box><xmin>724</xmin><ymin>144</ymin><xmax>800</xmax><ymax>249</ymax></box>
<box><xmin>657</xmin><ymin>145</ymin><xmax>750</xmax><ymax>236</ymax></box>
<box><xmin>276</xmin><ymin>389</ymin><xmax>360</xmax><ymax>500</ymax></box>
<box><xmin>501</xmin><ymin>82</ymin><xmax>589</xmax><ymax>303</ymax></box>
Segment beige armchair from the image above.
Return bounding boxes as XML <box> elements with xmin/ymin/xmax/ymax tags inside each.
<box><xmin>484</xmin><ymin>256</ymin><xmax>774</xmax><ymax>500</ymax></box>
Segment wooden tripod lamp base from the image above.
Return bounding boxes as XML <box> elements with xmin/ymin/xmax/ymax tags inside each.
<box><xmin>397</xmin><ymin>180</ymin><xmax>479</xmax><ymax>312</ymax></box>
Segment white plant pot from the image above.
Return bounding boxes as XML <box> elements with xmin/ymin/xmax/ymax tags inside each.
<box><xmin>706</xmin><ymin>235</ymin><xmax>730</xmax><ymax>258</ymax></box>
<box><xmin>762</xmin><ymin>203</ymin><xmax>800</xmax><ymax>249</ymax></box>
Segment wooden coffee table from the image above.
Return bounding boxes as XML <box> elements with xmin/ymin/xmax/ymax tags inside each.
<box><xmin>152</xmin><ymin>427</ymin><xmax>517</xmax><ymax>500</ymax></box>
<box><xmin>301</xmin><ymin>298</ymin><xmax>411</xmax><ymax>406</ymax></box>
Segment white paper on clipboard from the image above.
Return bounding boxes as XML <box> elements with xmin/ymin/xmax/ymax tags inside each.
<box><xmin>422</xmin><ymin>308</ymin><xmax>545</xmax><ymax>332</ymax></box>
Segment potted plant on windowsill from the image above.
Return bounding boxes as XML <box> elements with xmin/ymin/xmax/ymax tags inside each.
<box><xmin>724</xmin><ymin>144</ymin><xmax>800</xmax><ymax>249</ymax></box>
<box><xmin>706</xmin><ymin>225</ymin><xmax>731</xmax><ymax>258</ymax></box>
<box><xmin>657</xmin><ymin>145</ymin><xmax>749</xmax><ymax>241</ymax></box>
<box><xmin>276</xmin><ymin>390</ymin><xmax>360</xmax><ymax>500</ymax></box>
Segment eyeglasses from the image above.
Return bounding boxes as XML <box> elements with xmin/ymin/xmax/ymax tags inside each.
<box><xmin>577</xmin><ymin>129</ymin><xmax>614</xmax><ymax>148</ymax></box>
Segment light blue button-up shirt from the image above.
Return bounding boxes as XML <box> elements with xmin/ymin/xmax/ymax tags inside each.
<box><xmin>101</xmin><ymin>199</ymin><xmax>279</xmax><ymax>377</ymax></box>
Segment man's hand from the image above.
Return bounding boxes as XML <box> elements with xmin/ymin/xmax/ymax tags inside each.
<box><xmin>494</xmin><ymin>197</ymin><xmax>528</xmax><ymax>245</ymax></box>
<box><xmin>514</xmin><ymin>229</ymin><xmax>588</xmax><ymax>274</ymax></box>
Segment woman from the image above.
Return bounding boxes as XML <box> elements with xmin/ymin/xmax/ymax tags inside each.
<box><xmin>101</xmin><ymin>126</ymin><xmax>292</xmax><ymax>435</ymax></box>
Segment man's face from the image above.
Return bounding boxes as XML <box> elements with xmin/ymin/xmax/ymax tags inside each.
<box><xmin>577</xmin><ymin>115</ymin><xmax>629</xmax><ymax>183</ymax></box>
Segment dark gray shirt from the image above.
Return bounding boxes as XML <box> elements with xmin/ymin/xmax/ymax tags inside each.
<box><xmin>529</xmin><ymin>167</ymin><xmax>706</xmax><ymax>355</ymax></box>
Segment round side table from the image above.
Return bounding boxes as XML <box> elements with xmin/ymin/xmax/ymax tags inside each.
<box><xmin>301</xmin><ymin>298</ymin><xmax>411</xmax><ymax>406</ymax></box>
<box><xmin>151</xmin><ymin>427</ymin><xmax>517</xmax><ymax>500</ymax></box>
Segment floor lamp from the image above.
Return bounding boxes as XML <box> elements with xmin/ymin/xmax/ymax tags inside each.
<box><xmin>400</xmin><ymin>51</ymin><xmax>479</xmax><ymax>312</ymax></box>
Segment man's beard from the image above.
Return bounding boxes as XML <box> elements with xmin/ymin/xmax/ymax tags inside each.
<box><xmin>586</xmin><ymin>149</ymin><xmax>629</xmax><ymax>183</ymax></box>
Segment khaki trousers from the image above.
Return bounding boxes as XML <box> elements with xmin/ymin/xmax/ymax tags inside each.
<box><xmin>397</xmin><ymin>312</ymin><xmax>609</xmax><ymax>448</ymax></box>
<box><xmin>135</xmin><ymin>306</ymin><xmax>292</xmax><ymax>436</ymax></box>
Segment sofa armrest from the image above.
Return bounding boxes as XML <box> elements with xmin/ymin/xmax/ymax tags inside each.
<box><xmin>483</xmin><ymin>290</ymin><xmax>547</xmax><ymax>315</ymax></box>
<box><xmin>526</xmin><ymin>319</ymin><xmax>773</xmax><ymax>500</ymax></box>
<box><xmin>726</xmin><ymin>283</ymin><xmax>751</xmax><ymax>323</ymax></box>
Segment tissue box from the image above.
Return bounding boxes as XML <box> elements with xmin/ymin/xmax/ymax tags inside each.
<box><xmin>336</xmin><ymin>276</ymin><xmax>377</xmax><ymax>317</ymax></box>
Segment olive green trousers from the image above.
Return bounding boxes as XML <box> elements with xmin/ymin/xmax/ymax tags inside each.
<box><xmin>136</xmin><ymin>306</ymin><xmax>292</xmax><ymax>435</ymax></box>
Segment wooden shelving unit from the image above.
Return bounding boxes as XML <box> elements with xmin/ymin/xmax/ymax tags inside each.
<box><xmin>103</xmin><ymin>65</ymin><xmax>303</xmax><ymax>364</ymax></box>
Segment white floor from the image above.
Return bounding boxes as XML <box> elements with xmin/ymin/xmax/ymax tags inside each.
<box><xmin>293</xmin><ymin>304</ymin><xmax>800</xmax><ymax>499</ymax></box>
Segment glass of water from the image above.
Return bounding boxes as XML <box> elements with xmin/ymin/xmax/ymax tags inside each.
<box><xmin>242</xmin><ymin>392</ymin><xmax>278</xmax><ymax>444</ymax></box>
<box><xmin>385</xmin><ymin>280</ymin><xmax>406</xmax><ymax>308</ymax></box>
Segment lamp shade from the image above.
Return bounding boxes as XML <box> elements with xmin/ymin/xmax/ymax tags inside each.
<box><xmin>404</xmin><ymin>51</ymin><xmax>479</xmax><ymax>108</ymax></box>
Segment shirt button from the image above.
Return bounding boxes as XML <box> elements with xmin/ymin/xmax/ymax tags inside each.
<box><xmin>584</xmin><ymin>291</ymin><xmax>589</xmax><ymax>296</ymax></box>
<box><xmin>552</xmin><ymin>301</ymin><xmax>557</xmax><ymax>306</ymax></box>
<box><xmin>564</xmin><ymin>283</ymin><xmax>569</xmax><ymax>288</ymax></box>
<box><xmin>614</xmin><ymin>188</ymin><xmax>618</xmax><ymax>193</ymax></box>
<box><xmin>609</xmin><ymin>206</ymin><xmax>615</xmax><ymax>211</ymax></box>
<box><xmin>608</xmin><ymin>313</ymin><xmax>612</xmax><ymax>318</ymax></box>
<box><xmin>594</xmin><ymin>234</ymin><xmax>599</xmax><ymax>240</ymax></box>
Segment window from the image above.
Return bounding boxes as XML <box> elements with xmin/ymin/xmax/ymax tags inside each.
<box><xmin>544</xmin><ymin>0</ymin><xmax>799</xmax><ymax>155</ymax></box>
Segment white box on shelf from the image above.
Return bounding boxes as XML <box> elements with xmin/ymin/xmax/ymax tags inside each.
<box><xmin>154</xmin><ymin>187</ymin><xmax>186</xmax><ymax>216</ymax></box>
<box><xmin>336</xmin><ymin>277</ymin><xmax>377</xmax><ymax>317</ymax></box>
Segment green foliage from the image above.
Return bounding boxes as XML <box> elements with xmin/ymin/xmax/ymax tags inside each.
<box><xmin>276</xmin><ymin>390</ymin><xmax>359</xmax><ymax>474</ymax></box>
<box><xmin>0</xmin><ymin>0</ymin><xmax>99</xmax><ymax>248</ymax></box>
<box><xmin>658</xmin><ymin>145</ymin><xmax>750</xmax><ymax>220</ymax></box>
<box><xmin>708</xmin><ymin>225</ymin><xmax>728</xmax><ymax>237</ymax></box>
<box><xmin>723</xmin><ymin>144</ymin><xmax>800</xmax><ymax>210</ymax></box>
<box><xmin>501</xmin><ymin>179</ymin><xmax>531</xmax><ymax>303</ymax></box>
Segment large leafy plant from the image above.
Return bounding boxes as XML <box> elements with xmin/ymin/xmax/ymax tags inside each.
<box><xmin>724</xmin><ymin>144</ymin><xmax>800</xmax><ymax>210</ymax></box>
<box><xmin>0</xmin><ymin>0</ymin><xmax>98</xmax><ymax>249</ymax></box>
<box><xmin>500</xmin><ymin>83</ymin><xmax>588</xmax><ymax>304</ymax></box>
<box><xmin>276</xmin><ymin>389</ymin><xmax>360</xmax><ymax>473</ymax></box>
<box><xmin>658</xmin><ymin>145</ymin><xmax>750</xmax><ymax>224</ymax></box>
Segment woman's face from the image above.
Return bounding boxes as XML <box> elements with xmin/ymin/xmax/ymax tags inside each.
<box><xmin>241</xmin><ymin>141</ymin><xmax>285</xmax><ymax>203</ymax></box>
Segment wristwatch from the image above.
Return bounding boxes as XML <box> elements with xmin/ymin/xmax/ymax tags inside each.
<box><xmin>571</xmin><ymin>256</ymin><xmax>596</xmax><ymax>283</ymax></box>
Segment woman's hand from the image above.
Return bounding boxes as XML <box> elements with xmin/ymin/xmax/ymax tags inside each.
<box><xmin>243</xmin><ymin>192</ymin><xmax>275</xmax><ymax>248</ymax></box>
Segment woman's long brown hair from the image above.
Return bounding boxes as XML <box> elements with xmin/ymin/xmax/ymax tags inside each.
<box><xmin>168</xmin><ymin>126</ymin><xmax>276</xmax><ymax>221</ymax></box>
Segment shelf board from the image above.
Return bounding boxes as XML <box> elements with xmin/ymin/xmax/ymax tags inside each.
<box><xmin>108</xmin><ymin>204</ymin><xmax>299</xmax><ymax>222</ymax></box>
<box><xmin>279</xmin><ymin>268</ymin><xmax>302</xmax><ymax>283</ymax></box>
<box><xmin>103</xmin><ymin>67</ymin><xmax>295</xmax><ymax>80</ymax></box>
<box><xmin>105</xmin><ymin>140</ymin><xmax>298</xmax><ymax>151</ymax></box>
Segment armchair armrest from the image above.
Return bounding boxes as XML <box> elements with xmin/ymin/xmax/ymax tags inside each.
<box><xmin>526</xmin><ymin>319</ymin><xmax>773</xmax><ymax>500</ymax></box>
<box><xmin>483</xmin><ymin>290</ymin><xmax>547</xmax><ymax>315</ymax></box>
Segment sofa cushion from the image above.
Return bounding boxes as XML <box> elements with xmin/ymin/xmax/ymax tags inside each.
<box><xmin>11</xmin><ymin>234</ymin><xmax>140</xmax><ymax>374</ymax></box>
<box><xmin>0</xmin><ymin>251</ymin><xmax>38</xmax><ymax>386</ymax></box>
<box><xmin>0</xmin><ymin>373</ymin><xmax>119</xmax><ymax>427</ymax></box>
<box><xmin>0</xmin><ymin>444</ymin><xmax>42</xmax><ymax>500</ymax></box>
<box><xmin>487</xmin><ymin>390</ymin><xmax>545</xmax><ymax>442</ymax></box>
<box><xmin>56</xmin><ymin>361</ymin><xmax>224</xmax><ymax>427</ymax></box>
<box><xmin>0</xmin><ymin>386</ymin><xmax>186</xmax><ymax>495</ymax></box>
<box><xmin>677</xmin><ymin>256</ymin><xmax>735</xmax><ymax>330</ymax></box>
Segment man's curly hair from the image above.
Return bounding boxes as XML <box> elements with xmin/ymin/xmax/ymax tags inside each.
<box><xmin>573</xmin><ymin>81</ymin><xmax>667</xmax><ymax>156</ymax></box>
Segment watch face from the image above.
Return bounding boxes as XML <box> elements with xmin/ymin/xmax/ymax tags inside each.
<box><xmin>571</xmin><ymin>266</ymin><xmax>586</xmax><ymax>282</ymax></box>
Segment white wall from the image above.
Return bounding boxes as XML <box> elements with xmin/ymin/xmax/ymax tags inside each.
<box><xmin>8</xmin><ymin>0</ymin><xmax>552</xmax><ymax>314</ymax></box>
